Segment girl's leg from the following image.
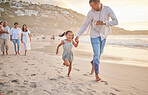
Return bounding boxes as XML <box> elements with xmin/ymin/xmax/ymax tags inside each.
<box><xmin>67</xmin><ymin>62</ymin><xmax>72</xmax><ymax>77</ymax></box>
<box><xmin>12</xmin><ymin>39</ymin><xmax>17</xmax><ymax>54</ymax></box>
<box><xmin>16</xmin><ymin>39</ymin><xmax>20</xmax><ymax>54</ymax></box>
<box><xmin>64</xmin><ymin>58</ymin><xmax>70</xmax><ymax>66</ymax></box>
<box><xmin>25</xmin><ymin>50</ymin><xmax>27</xmax><ymax>56</ymax></box>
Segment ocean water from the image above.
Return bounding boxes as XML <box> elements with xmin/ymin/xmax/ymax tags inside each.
<box><xmin>80</xmin><ymin>35</ymin><xmax>148</xmax><ymax>48</ymax></box>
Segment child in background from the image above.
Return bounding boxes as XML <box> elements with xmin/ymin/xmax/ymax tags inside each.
<box><xmin>56</xmin><ymin>30</ymin><xmax>79</xmax><ymax>77</ymax></box>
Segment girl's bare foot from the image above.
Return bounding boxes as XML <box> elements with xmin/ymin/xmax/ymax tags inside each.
<box><xmin>67</xmin><ymin>74</ymin><xmax>70</xmax><ymax>77</ymax></box>
<box><xmin>65</xmin><ymin>63</ymin><xmax>69</xmax><ymax>66</ymax></box>
<box><xmin>18</xmin><ymin>52</ymin><xmax>20</xmax><ymax>55</ymax></box>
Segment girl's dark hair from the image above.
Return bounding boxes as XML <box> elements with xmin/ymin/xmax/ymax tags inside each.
<box><xmin>59</xmin><ymin>30</ymin><xmax>73</xmax><ymax>37</ymax></box>
<box><xmin>22</xmin><ymin>24</ymin><xmax>28</xmax><ymax>32</ymax></box>
<box><xmin>89</xmin><ymin>0</ymin><xmax>100</xmax><ymax>3</ymax></box>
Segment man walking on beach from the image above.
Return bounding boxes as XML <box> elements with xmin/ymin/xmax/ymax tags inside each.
<box><xmin>0</xmin><ymin>21</ymin><xmax>10</xmax><ymax>55</ymax></box>
<box><xmin>75</xmin><ymin>0</ymin><xmax>118</xmax><ymax>81</ymax></box>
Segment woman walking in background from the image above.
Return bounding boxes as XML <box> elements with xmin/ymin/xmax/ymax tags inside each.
<box><xmin>21</xmin><ymin>24</ymin><xmax>31</xmax><ymax>56</ymax></box>
<box><xmin>10</xmin><ymin>22</ymin><xmax>21</xmax><ymax>55</ymax></box>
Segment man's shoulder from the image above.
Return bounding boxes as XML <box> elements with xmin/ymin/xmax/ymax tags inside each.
<box><xmin>4</xmin><ymin>26</ymin><xmax>10</xmax><ymax>29</ymax></box>
<box><xmin>11</xmin><ymin>27</ymin><xmax>14</xmax><ymax>30</ymax></box>
<box><xmin>103</xmin><ymin>5</ymin><xmax>112</xmax><ymax>11</ymax></box>
<box><xmin>87</xmin><ymin>9</ymin><xmax>95</xmax><ymax>15</ymax></box>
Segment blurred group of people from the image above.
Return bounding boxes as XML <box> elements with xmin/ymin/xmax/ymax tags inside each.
<box><xmin>0</xmin><ymin>21</ymin><xmax>31</xmax><ymax>56</ymax></box>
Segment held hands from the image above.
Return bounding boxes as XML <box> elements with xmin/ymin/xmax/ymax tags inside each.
<box><xmin>96</xmin><ymin>21</ymin><xmax>105</xmax><ymax>25</ymax></box>
<box><xmin>75</xmin><ymin>36</ymin><xmax>79</xmax><ymax>43</ymax></box>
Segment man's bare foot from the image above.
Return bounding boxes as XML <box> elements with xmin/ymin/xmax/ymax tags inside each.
<box><xmin>96</xmin><ymin>77</ymin><xmax>101</xmax><ymax>82</ymax></box>
<box><xmin>95</xmin><ymin>74</ymin><xmax>101</xmax><ymax>81</ymax></box>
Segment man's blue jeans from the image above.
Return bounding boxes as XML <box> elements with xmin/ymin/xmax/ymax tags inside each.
<box><xmin>91</xmin><ymin>37</ymin><xmax>106</xmax><ymax>74</ymax></box>
<box><xmin>12</xmin><ymin>39</ymin><xmax>20</xmax><ymax>53</ymax></box>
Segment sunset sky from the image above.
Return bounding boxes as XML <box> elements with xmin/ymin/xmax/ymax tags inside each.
<box><xmin>24</xmin><ymin>0</ymin><xmax>148</xmax><ymax>30</ymax></box>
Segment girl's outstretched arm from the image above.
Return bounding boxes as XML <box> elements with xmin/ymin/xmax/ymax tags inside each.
<box><xmin>72</xmin><ymin>40</ymin><xmax>79</xmax><ymax>47</ymax></box>
<box><xmin>56</xmin><ymin>41</ymin><xmax>64</xmax><ymax>55</ymax></box>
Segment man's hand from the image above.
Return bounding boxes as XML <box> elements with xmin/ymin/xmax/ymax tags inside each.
<box><xmin>75</xmin><ymin>36</ymin><xmax>79</xmax><ymax>43</ymax></box>
<box><xmin>96</xmin><ymin>21</ymin><xmax>105</xmax><ymax>25</ymax></box>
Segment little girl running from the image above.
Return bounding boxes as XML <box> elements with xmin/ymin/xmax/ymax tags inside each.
<box><xmin>56</xmin><ymin>30</ymin><xmax>79</xmax><ymax>77</ymax></box>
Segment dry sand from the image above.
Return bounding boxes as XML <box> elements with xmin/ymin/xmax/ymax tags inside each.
<box><xmin>0</xmin><ymin>36</ymin><xmax>148</xmax><ymax>95</ymax></box>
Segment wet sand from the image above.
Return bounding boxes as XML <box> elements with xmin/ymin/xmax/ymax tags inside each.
<box><xmin>0</xmin><ymin>37</ymin><xmax>148</xmax><ymax>95</ymax></box>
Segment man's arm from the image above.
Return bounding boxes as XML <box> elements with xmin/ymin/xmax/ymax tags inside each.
<box><xmin>105</xmin><ymin>7</ymin><xmax>118</xmax><ymax>26</ymax></box>
<box><xmin>77</xmin><ymin>10</ymin><xmax>93</xmax><ymax>37</ymax></box>
<box><xmin>75</xmin><ymin>10</ymin><xmax>93</xmax><ymax>42</ymax></box>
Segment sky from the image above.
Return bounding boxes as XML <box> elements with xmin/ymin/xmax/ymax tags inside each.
<box><xmin>24</xmin><ymin>0</ymin><xmax>148</xmax><ymax>30</ymax></box>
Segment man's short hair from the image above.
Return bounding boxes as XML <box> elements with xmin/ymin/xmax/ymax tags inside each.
<box><xmin>89</xmin><ymin>0</ymin><xmax>100</xmax><ymax>3</ymax></box>
<box><xmin>14</xmin><ymin>22</ymin><xmax>18</xmax><ymax>25</ymax></box>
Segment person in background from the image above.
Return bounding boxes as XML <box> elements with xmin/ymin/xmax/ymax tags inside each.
<box><xmin>10</xmin><ymin>22</ymin><xmax>21</xmax><ymax>55</ymax></box>
<box><xmin>0</xmin><ymin>21</ymin><xmax>10</xmax><ymax>55</ymax></box>
<box><xmin>21</xmin><ymin>24</ymin><xmax>31</xmax><ymax>56</ymax></box>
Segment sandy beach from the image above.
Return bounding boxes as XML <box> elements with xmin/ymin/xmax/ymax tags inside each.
<box><xmin>0</xmin><ymin>36</ymin><xmax>148</xmax><ymax>95</ymax></box>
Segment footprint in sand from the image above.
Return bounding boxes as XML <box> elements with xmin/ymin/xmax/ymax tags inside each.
<box><xmin>58</xmin><ymin>76</ymin><xmax>64</xmax><ymax>79</ymax></box>
<box><xmin>24</xmin><ymin>61</ymin><xmax>28</xmax><ymax>63</ymax></box>
<box><xmin>43</xmin><ymin>90</ymin><xmax>51</xmax><ymax>94</ymax></box>
<box><xmin>101</xmin><ymin>80</ymin><xmax>109</xmax><ymax>85</ymax></box>
<box><xmin>6</xmin><ymin>90</ymin><xmax>14</xmax><ymax>95</ymax></box>
<box><xmin>29</xmin><ymin>82</ymin><xmax>37</xmax><ymax>88</ymax></box>
<box><xmin>73</xmin><ymin>68</ymin><xmax>80</xmax><ymax>71</ymax></box>
<box><xmin>11</xmin><ymin>79</ymin><xmax>20</xmax><ymax>84</ymax></box>
<box><xmin>24</xmin><ymin>68</ymin><xmax>28</xmax><ymax>71</ymax></box>
<box><xmin>49</xmin><ymin>78</ymin><xmax>57</xmax><ymax>81</ymax></box>
<box><xmin>83</xmin><ymin>73</ymin><xmax>90</xmax><ymax>77</ymax></box>
<box><xmin>110</xmin><ymin>92</ymin><xmax>116</xmax><ymax>95</ymax></box>
<box><xmin>31</xmin><ymin>74</ymin><xmax>36</xmax><ymax>76</ymax></box>
<box><xmin>111</xmin><ymin>87</ymin><xmax>121</xmax><ymax>92</ymax></box>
